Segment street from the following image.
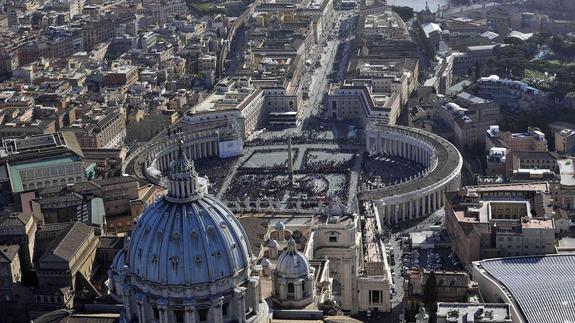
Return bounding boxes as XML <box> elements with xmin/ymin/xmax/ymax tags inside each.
<box><xmin>365</xmin><ymin>208</ymin><xmax>446</xmax><ymax>322</ymax></box>
<box><xmin>298</xmin><ymin>9</ymin><xmax>359</xmax><ymax>131</ymax></box>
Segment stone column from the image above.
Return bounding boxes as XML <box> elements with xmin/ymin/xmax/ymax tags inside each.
<box><xmin>417</xmin><ymin>147</ymin><xmax>423</xmax><ymax>165</ymax></box>
<box><xmin>184</xmin><ymin>303</ymin><xmax>196</xmax><ymax>323</ymax></box>
<box><xmin>235</xmin><ymin>289</ymin><xmax>246</xmax><ymax>323</ymax></box>
<box><xmin>400</xmin><ymin>202</ymin><xmax>407</xmax><ymax>222</ymax></box>
<box><xmin>438</xmin><ymin>189</ymin><xmax>443</xmax><ymax>206</ymax></box>
<box><xmin>136</xmin><ymin>293</ymin><xmax>146</xmax><ymax>323</ymax></box>
<box><xmin>402</xmin><ymin>142</ymin><xmax>407</xmax><ymax>158</ymax></box>
<box><xmin>279</xmin><ymin>281</ymin><xmax>287</xmax><ymax>300</ymax></box>
<box><xmin>122</xmin><ymin>284</ymin><xmax>132</xmax><ymax>321</ymax></box>
<box><xmin>157</xmin><ymin>300</ymin><xmax>169</xmax><ymax>323</ymax></box>
<box><xmin>295</xmin><ymin>281</ymin><xmax>303</xmax><ymax>300</ymax></box>
<box><xmin>382</xmin><ymin>138</ymin><xmax>387</xmax><ymax>154</ymax></box>
<box><xmin>210</xmin><ymin>301</ymin><xmax>223</xmax><ymax>323</ymax></box>
<box><xmin>137</xmin><ymin>303</ymin><xmax>145</xmax><ymax>323</ymax></box>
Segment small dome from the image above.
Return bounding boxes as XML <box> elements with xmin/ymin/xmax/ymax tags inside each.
<box><xmin>261</xmin><ymin>258</ymin><xmax>271</xmax><ymax>267</ymax></box>
<box><xmin>268</xmin><ymin>239</ymin><xmax>278</xmax><ymax>249</ymax></box>
<box><xmin>276</xmin><ymin>239</ymin><xmax>310</xmax><ymax>279</ymax></box>
<box><xmin>111</xmin><ymin>249</ymin><xmax>126</xmax><ymax>274</ymax></box>
<box><xmin>275</xmin><ymin>221</ymin><xmax>285</xmax><ymax>230</ymax></box>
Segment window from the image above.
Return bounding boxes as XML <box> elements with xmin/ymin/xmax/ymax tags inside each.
<box><xmin>288</xmin><ymin>283</ymin><xmax>295</xmax><ymax>293</ymax></box>
<box><xmin>174</xmin><ymin>309</ymin><xmax>185</xmax><ymax>323</ymax></box>
<box><xmin>222</xmin><ymin>301</ymin><xmax>230</xmax><ymax>317</ymax></box>
<box><xmin>153</xmin><ymin>307</ymin><xmax>160</xmax><ymax>321</ymax></box>
<box><xmin>369</xmin><ymin>290</ymin><xmax>381</xmax><ymax>304</ymax></box>
<box><xmin>329</xmin><ymin>236</ymin><xmax>337</xmax><ymax>243</ymax></box>
<box><xmin>197</xmin><ymin>308</ymin><xmax>209</xmax><ymax>322</ymax></box>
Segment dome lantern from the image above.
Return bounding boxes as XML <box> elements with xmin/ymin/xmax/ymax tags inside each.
<box><xmin>166</xmin><ymin>139</ymin><xmax>204</xmax><ymax>203</ymax></box>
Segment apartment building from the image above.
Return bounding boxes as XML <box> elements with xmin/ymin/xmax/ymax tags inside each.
<box><xmin>445</xmin><ymin>184</ymin><xmax>555</xmax><ymax>265</ymax></box>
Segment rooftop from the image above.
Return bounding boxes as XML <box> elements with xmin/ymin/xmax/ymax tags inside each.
<box><xmin>474</xmin><ymin>254</ymin><xmax>575</xmax><ymax>323</ymax></box>
<box><xmin>456</xmin><ymin>91</ymin><xmax>488</xmax><ymax>105</ymax></box>
<box><xmin>422</xmin><ymin>23</ymin><xmax>441</xmax><ymax>37</ymax></box>
<box><xmin>558</xmin><ymin>159</ymin><xmax>575</xmax><ymax>187</ymax></box>
<box><xmin>437</xmin><ymin>302</ymin><xmax>511</xmax><ymax>322</ymax></box>
<box><xmin>0</xmin><ymin>132</ymin><xmax>83</xmax><ymax>160</ymax></box>
<box><xmin>39</xmin><ymin>222</ymin><xmax>94</xmax><ymax>264</ymax></box>
<box><xmin>0</xmin><ymin>245</ymin><xmax>19</xmax><ymax>263</ymax></box>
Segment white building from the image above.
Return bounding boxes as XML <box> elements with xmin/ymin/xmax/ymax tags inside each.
<box><xmin>181</xmin><ymin>77</ymin><xmax>299</xmax><ymax>139</ymax></box>
<box><xmin>326</xmin><ymin>83</ymin><xmax>401</xmax><ymax>126</ymax></box>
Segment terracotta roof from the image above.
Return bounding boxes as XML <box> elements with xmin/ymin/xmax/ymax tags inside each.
<box><xmin>0</xmin><ymin>212</ymin><xmax>32</xmax><ymax>227</ymax></box>
<box><xmin>39</xmin><ymin>222</ymin><xmax>94</xmax><ymax>263</ymax></box>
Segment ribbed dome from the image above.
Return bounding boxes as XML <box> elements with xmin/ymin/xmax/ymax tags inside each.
<box><xmin>268</xmin><ymin>239</ymin><xmax>278</xmax><ymax>248</ymax></box>
<box><xmin>124</xmin><ymin>141</ymin><xmax>252</xmax><ymax>295</ymax></box>
<box><xmin>261</xmin><ymin>258</ymin><xmax>271</xmax><ymax>267</ymax></box>
<box><xmin>276</xmin><ymin>239</ymin><xmax>310</xmax><ymax>279</ymax></box>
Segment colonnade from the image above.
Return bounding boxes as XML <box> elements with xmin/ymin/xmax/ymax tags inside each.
<box><xmin>154</xmin><ymin>139</ymin><xmax>219</xmax><ymax>173</ymax></box>
<box><xmin>377</xmin><ymin>178</ymin><xmax>460</xmax><ymax>224</ymax></box>
<box><xmin>364</xmin><ymin>125</ymin><xmax>463</xmax><ymax>225</ymax></box>
<box><xmin>369</xmin><ymin>131</ymin><xmax>436</xmax><ymax>168</ymax></box>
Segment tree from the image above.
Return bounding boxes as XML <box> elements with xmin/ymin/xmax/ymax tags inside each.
<box><xmin>391</xmin><ymin>6</ymin><xmax>414</xmax><ymax>22</ymax></box>
<box><xmin>423</xmin><ymin>271</ymin><xmax>438</xmax><ymax>322</ymax></box>
<box><xmin>474</xmin><ymin>62</ymin><xmax>482</xmax><ymax>80</ymax></box>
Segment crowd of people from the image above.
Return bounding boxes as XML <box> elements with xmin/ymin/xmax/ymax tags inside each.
<box><xmin>303</xmin><ymin>149</ymin><xmax>356</xmax><ymax>171</ymax></box>
<box><xmin>223</xmin><ymin>174</ymin><xmax>289</xmax><ymax>201</ymax></box>
<box><xmin>195</xmin><ymin>157</ymin><xmax>238</xmax><ymax>194</ymax></box>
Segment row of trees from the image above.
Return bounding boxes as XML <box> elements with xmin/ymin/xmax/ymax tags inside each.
<box><xmin>483</xmin><ymin>33</ymin><xmax>575</xmax><ymax>99</ymax></box>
